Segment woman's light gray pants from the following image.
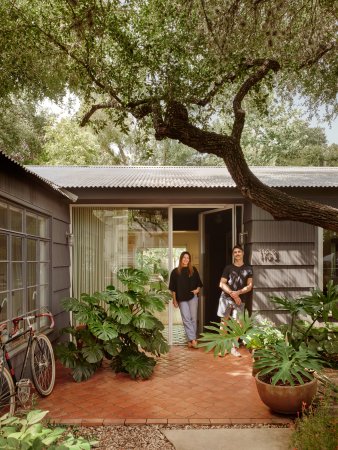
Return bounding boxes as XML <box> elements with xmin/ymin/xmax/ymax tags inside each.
<box><xmin>179</xmin><ymin>295</ymin><xmax>199</xmax><ymax>341</ymax></box>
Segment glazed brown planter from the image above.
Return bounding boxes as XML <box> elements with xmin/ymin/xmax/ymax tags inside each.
<box><xmin>255</xmin><ymin>374</ymin><xmax>318</xmax><ymax>414</ymax></box>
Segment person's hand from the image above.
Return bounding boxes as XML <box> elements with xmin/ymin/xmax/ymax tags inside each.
<box><xmin>173</xmin><ymin>300</ymin><xmax>179</xmax><ymax>308</ymax></box>
<box><xmin>230</xmin><ymin>291</ymin><xmax>241</xmax><ymax>305</ymax></box>
<box><xmin>191</xmin><ymin>289</ymin><xmax>199</xmax><ymax>296</ymax></box>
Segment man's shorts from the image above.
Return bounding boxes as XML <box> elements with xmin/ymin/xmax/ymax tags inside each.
<box><xmin>217</xmin><ymin>292</ymin><xmax>244</xmax><ymax>319</ymax></box>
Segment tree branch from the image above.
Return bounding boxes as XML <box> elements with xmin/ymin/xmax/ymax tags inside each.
<box><xmin>298</xmin><ymin>42</ymin><xmax>335</xmax><ymax>69</ymax></box>
<box><xmin>232</xmin><ymin>59</ymin><xmax>280</xmax><ymax>142</ymax></box>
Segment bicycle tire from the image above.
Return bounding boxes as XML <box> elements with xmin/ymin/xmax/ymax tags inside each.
<box><xmin>0</xmin><ymin>366</ymin><xmax>16</xmax><ymax>416</ymax></box>
<box><xmin>30</xmin><ymin>334</ymin><xmax>55</xmax><ymax>396</ymax></box>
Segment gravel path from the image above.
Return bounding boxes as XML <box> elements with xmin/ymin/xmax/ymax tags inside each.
<box><xmin>73</xmin><ymin>423</ymin><xmax>290</xmax><ymax>449</ymax></box>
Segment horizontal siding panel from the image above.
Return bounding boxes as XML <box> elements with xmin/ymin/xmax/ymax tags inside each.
<box><xmin>52</xmin><ymin>218</ymin><xmax>69</xmax><ymax>244</ymax></box>
<box><xmin>251</xmin><ymin>310</ymin><xmax>291</xmax><ymax>325</ymax></box>
<box><xmin>247</xmin><ymin>221</ymin><xmax>316</xmax><ymax>243</ymax></box>
<box><xmin>250</xmin><ymin>243</ymin><xmax>315</xmax><ymax>266</ymax></box>
<box><xmin>254</xmin><ymin>267</ymin><xmax>314</xmax><ymax>289</ymax></box>
<box><xmin>253</xmin><ymin>289</ymin><xmax>311</xmax><ymax>309</ymax></box>
<box><xmin>53</xmin><ymin>243</ymin><xmax>70</xmax><ymax>267</ymax></box>
<box><xmin>52</xmin><ymin>267</ymin><xmax>71</xmax><ymax>292</ymax></box>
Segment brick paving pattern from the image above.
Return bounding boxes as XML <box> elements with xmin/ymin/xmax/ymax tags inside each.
<box><xmin>36</xmin><ymin>346</ymin><xmax>294</xmax><ymax>426</ymax></box>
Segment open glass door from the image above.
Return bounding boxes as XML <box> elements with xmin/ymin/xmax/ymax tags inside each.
<box><xmin>199</xmin><ymin>205</ymin><xmax>243</xmax><ymax>329</ymax></box>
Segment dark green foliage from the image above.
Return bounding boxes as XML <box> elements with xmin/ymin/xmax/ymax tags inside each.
<box><xmin>56</xmin><ymin>268</ymin><xmax>170</xmax><ymax>381</ymax></box>
<box><xmin>198</xmin><ymin>313</ymin><xmax>255</xmax><ymax>357</ymax></box>
<box><xmin>253</xmin><ymin>341</ymin><xmax>323</xmax><ymax>386</ymax></box>
<box><xmin>270</xmin><ymin>280</ymin><xmax>338</xmax><ymax>367</ymax></box>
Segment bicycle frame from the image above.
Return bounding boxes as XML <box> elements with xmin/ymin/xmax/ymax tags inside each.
<box><xmin>0</xmin><ymin>311</ymin><xmax>55</xmax><ymax>386</ymax></box>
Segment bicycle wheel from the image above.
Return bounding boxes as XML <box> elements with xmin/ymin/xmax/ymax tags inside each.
<box><xmin>30</xmin><ymin>334</ymin><xmax>55</xmax><ymax>396</ymax></box>
<box><xmin>0</xmin><ymin>366</ymin><xmax>16</xmax><ymax>416</ymax></box>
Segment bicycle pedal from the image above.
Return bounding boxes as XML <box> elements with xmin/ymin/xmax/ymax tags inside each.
<box><xmin>17</xmin><ymin>379</ymin><xmax>32</xmax><ymax>405</ymax></box>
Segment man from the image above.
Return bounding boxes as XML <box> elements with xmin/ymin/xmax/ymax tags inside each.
<box><xmin>217</xmin><ymin>244</ymin><xmax>253</xmax><ymax>357</ymax></box>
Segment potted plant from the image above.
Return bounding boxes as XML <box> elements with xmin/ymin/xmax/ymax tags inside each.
<box><xmin>252</xmin><ymin>280</ymin><xmax>338</xmax><ymax>414</ymax></box>
<box><xmin>253</xmin><ymin>341</ymin><xmax>323</xmax><ymax>414</ymax></box>
<box><xmin>198</xmin><ymin>280</ymin><xmax>337</xmax><ymax>414</ymax></box>
<box><xmin>56</xmin><ymin>267</ymin><xmax>170</xmax><ymax>381</ymax></box>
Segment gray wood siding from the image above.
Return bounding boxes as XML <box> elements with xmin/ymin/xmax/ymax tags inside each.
<box><xmin>247</xmin><ymin>205</ymin><xmax>316</xmax><ymax>323</ymax></box>
<box><xmin>1</xmin><ymin>161</ymin><xmax>72</xmax><ymax>339</ymax></box>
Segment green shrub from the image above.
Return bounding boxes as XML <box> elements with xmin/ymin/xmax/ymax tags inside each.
<box><xmin>0</xmin><ymin>409</ymin><xmax>95</xmax><ymax>449</ymax></box>
<box><xmin>56</xmin><ymin>268</ymin><xmax>170</xmax><ymax>381</ymax></box>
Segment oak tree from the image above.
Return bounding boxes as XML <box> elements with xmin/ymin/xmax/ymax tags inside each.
<box><xmin>2</xmin><ymin>0</ymin><xmax>337</xmax><ymax>230</ymax></box>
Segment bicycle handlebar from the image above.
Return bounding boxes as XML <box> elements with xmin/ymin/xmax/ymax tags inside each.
<box><xmin>1</xmin><ymin>311</ymin><xmax>55</xmax><ymax>337</ymax></box>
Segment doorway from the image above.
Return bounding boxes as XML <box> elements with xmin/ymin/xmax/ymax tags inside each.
<box><xmin>170</xmin><ymin>206</ymin><xmax>241</xmax><ymax>344</ymax></box>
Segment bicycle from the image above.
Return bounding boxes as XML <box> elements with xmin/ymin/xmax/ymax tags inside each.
<box><xmin>0</xmin><ymin>307</ymin><xmax>56</xmax><ymax>416</ymax></box>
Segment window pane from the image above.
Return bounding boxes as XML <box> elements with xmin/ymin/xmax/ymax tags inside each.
<box><xmin>26</xmin><ymin>212</ymin><xmax>37</xmax><ymax>235</ymax></box>
<box><xmin>40</xmin><ymin>263</ymin><xmax>49</xmax><ymax>284</ymax></box>
<box><xmin>27</xmin><ymin>286</ymin><xmax>38</xmax><ymax>312</ymax></box>
<box><xmin>27</xmin><ymin>262</ymin><xmax>37</xmax><ymax>286</ymax></box>
<box><xmin>323</xmin><ymin>230</ymin><xmax>338</xmax><ymax>286</ymax></box>
<box><xmin>37</xmin><ymin>215</ymin><xmax>48</xmax><ymax>238</ymax></box>
<box><xmin>40</xmin><ymin>285</ymin><xmax>48</xmax><ymax>309</ymax></box>
<box><xmin>12</xmin><ymin>289</ymin><xmax>24</xmax><ymax>317</ymax></box>
<box><xmin>27</xmin><ymin>239</ymin><xmax>37</xmax><ymax>261</ymax></box>
<box><xmin>12</xmin><ymin>236</ymin><xmax>23</xmax><ymax>261</ymax></box>
<box><xmin>0</xmin><ymin>263</ymin><xmax>8</xmax><ymax>291</ymax></box>
<box><xmin>0</xmin><ymin>234</ymin><xmax>7</xmax><ymax>260</ymax></box>
<box><xmin>0</xmin><ymin>202</ymin><xmax>7</xmax><ymax>229</ymax></box>
<box><xmin>0</xmin><ymin>293</ymin><xmax>8</xmax><ymax>322</ymax></box>
<box><xmin>9</xmin><ymin>206</ymin><xmax>23</xmax><ymax>232</ymax></box>
<box><xmin>12</xmin><ymin>263</ymin><xmax>23</xmax><ymax>289</ymax></box>
<box><xmin>39</xmin><ymin>241</ymin><xmax>49</xmax><ymax>261</ymax></box>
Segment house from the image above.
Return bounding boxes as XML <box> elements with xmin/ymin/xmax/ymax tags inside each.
<box><xmin>1</xmin><ymin>150</ymin><xmax>337</xmax><ymax>345</ymax></box>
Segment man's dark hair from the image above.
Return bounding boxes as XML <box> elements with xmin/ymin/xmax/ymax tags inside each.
<box><xmin>232</xmin><ymin>244</ymin><xmax>243</xmax><ymax>252</ymax></box>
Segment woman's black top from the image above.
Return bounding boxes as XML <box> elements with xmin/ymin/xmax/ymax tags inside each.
<box><xmin>169</xmin><ymin>267</ymin><xmax>203</xmax><ymax>302</ymax></box>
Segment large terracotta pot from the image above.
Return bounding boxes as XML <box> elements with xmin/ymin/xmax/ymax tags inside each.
<box><xmin>255</xmin><ymin>374</ymin><xmax>318</xmax><ymax>414</ymax></box>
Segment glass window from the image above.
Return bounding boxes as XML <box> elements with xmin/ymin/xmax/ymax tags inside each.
<box><xmin>12</xmin><ymin>236</ymin><xmax>23</xmax><ymax>261</ymax></box>
<box><xmin>0</xmin><ymin>262</ymin><xmax>7</xmax><ymax>291</ymax></box>
<box><xmin>12</xmin><ymin>263</ymin><xmax>23</xmax><ymax>289</ymax></box>
<box><xmin>39</xmin><ymin>263</ymin><xmax>49</xmax><ymax>284</ymax></box>
<box><xmin>12</xmin><ymin>289</ymin><xmax>24</xmax><ymax>317</ymax></box>
<box><xmin>72</xmin><ymin>207</ymin><xmax>169</xmax><ymax>294</ymax></box>
<box><xmin>26</xmin><ymin>212</ymin><xmax>38</xmax><ymax>236</ymax></box>
<box><xmin>0</xmin><ymin>234</ymin><xmax>7</xmax><ymax>261</ymax></box>
<box><xmin>0</xmin><ymin>202</ymin><xmax>7</xmax><ymax>229</ymax></box>
<box><xmin>27</xmin><ymin>239</ymin><xmax>37</xmax><ymax>261</ymax></box>
<box><xmin>40</xmin><ymin>241</ymin><xmax>49</xmax><ymax>261</ymax></box>
<box><xmin>9</xmin><ymin>206</ymin><xmax>23</xmax><ymax>232</ymax></box>
<box><xmin>323</xmin><ymin>230</ymin><xmax>338</xmax><ymax>287</ymax></box>
<box><xmin>0</xmin><ymin>199</ymin><xmax>51</xmax><ymax>324</ymax></box>
<box><xmin>0</xmin><ymin>293</ymin><xmax>8</xmax><ymax>323</ymax></box>
<box><xmin>37</xmin><ymin>216</ymin><xmax>48</xmax><ymax>238</ymax></box>
<box><xmin>27</xmin><ymin>286</ymin><xmax>38</xmax><ymax>313</ymax></box>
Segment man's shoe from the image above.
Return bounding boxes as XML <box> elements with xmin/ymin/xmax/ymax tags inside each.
<box><xmin>230</xmin><ymin>347</ymin><xmax>241</xmax><ymax>357</ymax></box>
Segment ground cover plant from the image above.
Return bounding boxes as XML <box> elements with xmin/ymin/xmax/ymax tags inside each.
<box><xmin>0</xmin><ymin>409</ymin><xmax>95</xmax><ymax>449</ymax></box>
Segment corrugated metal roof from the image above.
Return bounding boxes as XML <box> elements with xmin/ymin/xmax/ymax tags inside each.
<box><xmin>0</xmin><ymin>150</ymin><xmax>77</xmax><ymax>201</ymax></box>
<box><xmin>26</xmin><ymin>165</ymin><xmax>338</xmax><ymax>189</ymax></box>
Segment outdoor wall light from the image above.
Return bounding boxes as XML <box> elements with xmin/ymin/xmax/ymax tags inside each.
<box><xmin>66</xmin><ymin>231</ymin><xmax>74</xmax><ymax>246</ymax></box>
<box><xmin>239</xmin><ymin>231</ymin><xmax>248</xmax><ymax>245</ymax></box>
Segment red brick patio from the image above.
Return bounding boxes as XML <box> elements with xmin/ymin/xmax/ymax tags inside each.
<box><xmin>36</xmin><ymin>346</ymin><xmax>294</xmax><ymax>426</ymax></box>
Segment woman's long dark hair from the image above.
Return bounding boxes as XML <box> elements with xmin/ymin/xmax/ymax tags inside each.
<box><xmin>177</xmin><ymin>251</ymin><xmax>193</xmax><ymax>277</ymax></box>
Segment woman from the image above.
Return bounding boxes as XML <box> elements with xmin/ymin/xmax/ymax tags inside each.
<box><xmin>169</xmin><ymin>251</ymin><xmax>203</xmax><ymax>348</ymax></box>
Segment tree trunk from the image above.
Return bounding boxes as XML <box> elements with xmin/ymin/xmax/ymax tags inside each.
<box><xmin>154</xmin><ymin>101</ymin><xmax>338</xmax><ymax>232</ymax></box>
